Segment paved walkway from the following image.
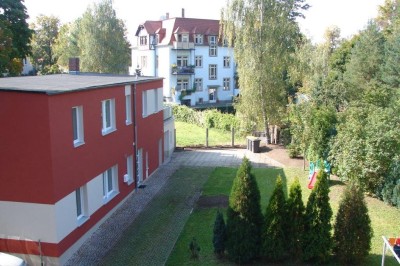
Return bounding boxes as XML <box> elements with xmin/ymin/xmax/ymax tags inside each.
<box><xmin>65</xmin><ymin>148</ymin><xmax>283</xmax><ymax>266</ymax></box>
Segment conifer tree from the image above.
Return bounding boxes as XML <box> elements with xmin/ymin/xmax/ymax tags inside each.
<box><xmin>226</xmin><ymin>157</ymin><xmax>263</xmax><ymax>263</ymax></box>
<box><xmin>333</xmin><ymin>184</ymin><xmax>373</xmax><ymax>264</ymax></box>
<box><xmin>262</xmin><ymin>175</ymin><xmax>287</xmax><ymax>261</ymax></box>
<box><xmin>286</xmin><ymin>177</ymin><xmax>305</xmax><ymax>259</ymax></box>
<box><xmin>213</xmin><ymin>210</ymin><xmax>227</xmax><ymax>256</ymax></box>
<box><xmin>303</xmin><ymin>171</ymin><xmax>332</xmax><ymax>263</ymax></box>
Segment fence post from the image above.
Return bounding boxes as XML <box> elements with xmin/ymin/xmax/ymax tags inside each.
<box><xmin>231</xmin><ymin>127</ymin><xmax>235</xmax><ymax>147</ymax></box>
<box><xmin>206</xmin><ymin>128</ymin><xmax>209</xmax><ymax>147</ymax></box>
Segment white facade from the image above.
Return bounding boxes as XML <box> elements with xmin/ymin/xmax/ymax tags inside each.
<box><xmin>130</xmin><ymin>17</ymin><xmax>240</xmax><ymax>107</ymax></box>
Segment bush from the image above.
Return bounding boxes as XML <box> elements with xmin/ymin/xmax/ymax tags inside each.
<box><xmin>303</xmin><ymin>171</ymin><xmax>333</xmax><ymax>263</ymax></box>
<box><xmin>333</xmin><ymin>184</ymin><xmax>373</xmax><ymax>264</ymax></box>
<box><xmin>262</xmin><ymin>175</ymin><xmax>287</xmax><ymax>261</ymax></box>
<box><xmin>212</xmin><ymin>210</ymin><xmax>227</xmax><ymax>256</ymax></box>
<box><xmin>226</xmin><ymin>157</ymin><xmax>263</xmax><ymax>263</ymax></box>
<box><xmin>286</xmin><ymin>177</ymin><xmax>305</xmax><ymax>259</ymax></box>
<box><xmin>381</xmin><ymin>159</ymin><xmax>400</xmax><ymax>208</ymax></box>
<box><xmin>172</xmin><ymin>105</ymin><xmax>240</xmax><ymax>132</ymax></box>
<box><xmin>288</xmin><ymin>144</ymin><xmax>301</xmax><ymax>158</ymax></box>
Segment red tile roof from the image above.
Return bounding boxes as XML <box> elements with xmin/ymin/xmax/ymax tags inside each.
<box><xmin>137</xmin><ymin>17</ymin><xmax>221</xmax><ymax>45</ymax></box>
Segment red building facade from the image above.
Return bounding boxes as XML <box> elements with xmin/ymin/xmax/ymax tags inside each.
<box><xmin>0</xmin><ymin>74</ymin><xmax>164</xmax><ymax>265</ymax></box>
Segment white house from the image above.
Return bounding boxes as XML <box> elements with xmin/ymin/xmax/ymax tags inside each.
<box><xmin>130</xmin><ymin>11</ymin><xmax>239</xmax><ymax>107</ymax></box>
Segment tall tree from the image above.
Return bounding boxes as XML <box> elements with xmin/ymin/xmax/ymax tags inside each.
<box><xmin>77</xmin><ymin>0</ymin><xmax>130</xmax><ymax>74</ymax></box>
<box><xmin>302</xmin><ymin>171</ymin><xmax>332</xmax><ymax>263</ymax></box>
<box><xmin>222</xmin><ymin>0</ymin><xmax>308</xmax><ymax>142</ymax></box>
<box><xmin>30</xmin><ymin>15</ymin><xmax>60</xmax><ymax>74</ymax></box>
<box><xmin>0</xmin><ymin>0</ymin><xmax>33</xmax><ymax>75</ymax></box>
<box><xmin>262</xmin><ymin>175</ymin><xmax>287</xmax><ymax>261</ymax></box>
<box><xmin>333</xmin><ymin>184</ymin><xmax>373</xmax><ymax>264</ymax></box>
<box><xmin>226</xmin><ymin>157</ymin><xmax>263</xmax><ymax>263</ymax></box>
<box><xmin>53</xmin><ymin>22</ymin><xmax>80</xmax><ymax>71</ymax></box>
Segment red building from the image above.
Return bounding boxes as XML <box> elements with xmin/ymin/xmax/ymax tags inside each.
<box><xmin>0</xmin><ymin>71</ymin><xmax>166</xmax><ymax>265</ymax></box>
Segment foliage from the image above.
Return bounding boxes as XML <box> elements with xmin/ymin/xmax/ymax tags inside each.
<box><xmin>381</xmin><ymin>159</ymin><xmax>400</xmax><ymax>207</ymax></box>
<box><xmin>212</xmin><ymin>210</ymin><xmax>227</xmax><ymax>256</ymax></box>
<box><xmin>222</xmin><ymin>0</ymin><xmax>308</xmax><ymax>142</ymax></box>
<box><xmin>286</xmin><ymin>177</ymin><xmax>305</xmax><ymax>259</ymax></box>
<box><xmin>334</xmin><ymin>184</ymin><xmax>373</xmax><ymax>264</ymax></box>
<box><xmin>262</xmin><ymin>175</ymin><xmax>287</xmax><ymax>261</ymax></box>
<box><xmin>330</xmin><ymin>105</ymin><xmax>400</xmax><ymax>194</ymax></box>
<box><xmin>172</xmin><ymin>105</ymin><xmax>240</xmax><ymax>132</ymax></box>
<box><xmin>303</xmin><ymin>171</ymin><xmax>332</xmax><ymax>263</ymax></box>
<box><xmin>30</xmin><ymin>15</ymin><xmax>60</xmax><ymax>74</ymax></box>
<box><xmin>0</xmin><ymin>0</ymin><xmax>33</xmax><ymax>75</ymax></box>
<box><xmin>226</xmin><ymin>157</ymin><xmax>263</xmax><ymax>263</ymax></box>
<box><xmin>53</xmin><ymin>22</ymin><xmax>80</xmax><ymax>70</ymax></box>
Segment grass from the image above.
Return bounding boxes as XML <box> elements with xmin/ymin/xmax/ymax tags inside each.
<box><xmin>167</xmin><ymin>167</ymin><xmax>400</xmax><ymax>266</ymax></box>
<box><xmin>100</xmin><ymin>167</ymin><xmax>213</xmax><ymax>266</ymax></box>
<box><xmin>175</xmin><ymin>121</ymin><xmax>246</xmax><ymax>147</ymax></box>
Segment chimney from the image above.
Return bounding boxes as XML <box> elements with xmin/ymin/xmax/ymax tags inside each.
<box><xmin>166</xmin><ymin>12</ymin><xmax>169</xmax><ymax>19</ymax></box>
<box><xmin>69</xmin><ymin>58</ymin><xmax>80</xmax><ymax>74</ymax></box>
<box><xmin>182</xmin><ymin>8</ymin><xmax>185</xmax><ymax>18</ymax></box>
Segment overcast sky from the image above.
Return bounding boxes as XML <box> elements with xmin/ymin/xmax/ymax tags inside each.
<box><xmin>24</xmin><ymin>0</ymin><xmax>385</xmax><ymax>44</ymax></box>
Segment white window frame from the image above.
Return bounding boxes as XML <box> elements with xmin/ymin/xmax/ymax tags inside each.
<box><xmin>72</xmin><ymin>106</ymin><xmax>84</xmax><ymax>147</ymax></box>
<box><xmin>209</xmin><ymin>45</ymin><xmax>217</xmax><ymax>57</ymax></box>
<box><xmin>103</xmin><ymin>166</ymin><xmax>119</xmax><ymax>204</ymax></box>
<box><xmin>195</xmin><ymin>78</ymin><xmax>203</xmax><ymax>91</ymax></box>
<box><xmin>177</xmin><ymin>56</ymin><xmax>188</xmax><ymax>67</ymax></box>
<box><xmin>194</xmin><ymin>34</ymin><xmax>203</xmax><ymax>44</ymax></box>
<box><xmin>101</xmin><ymin>99</ymin><xmax>116</xmax><ymax>136</ymax></box>
<box><xmin>223</xmin><ymin>56</ymin><xmax>230</xmax><ymax>68</ymax></box>
<box><xmin>125</xmin><ymin>155</ymin><xmax>134</xmax><ymax>185</ymax></box>
<box><xmin>223</xmin><ymin>78</ymin><xmax>230</xmax><ymax>91</ymax></box>
<box><xmin>142</xmin><ymin>91</ymin><xmax>148</xmax><ymax>117</ymax></box>
<box><xmin>76</xmin><ymin>186</ymin><xmax>89</xmax><ymax>226</ymax></box>
<box><xmin>209</xmin><ymin>36</ymin><xmax>217</xmax><ymax>45</ymax></box>
<box><xmin>177</xmin><ymin>79</ymin><xmax>189</xmax><ymax>90</ymax></box>
<box><xmin>125</xmin><ymin>86</ymin><xmax>132</xmax><ymax>125</ymax></box>
<box><xmin>195</xmin><ymin>56</ymin><xmax>202</xmax><ymax>68</ymax></box>
<box><xmin>209</xmin><ymin>64</ymin><xmax>217</xmax><ymax>80</ymax></box>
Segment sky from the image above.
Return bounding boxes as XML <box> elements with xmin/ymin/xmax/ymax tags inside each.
<box><xmin>24</xmin><ymin>0</ymin><xmax>385</xmax><ymax>44</ymax></box>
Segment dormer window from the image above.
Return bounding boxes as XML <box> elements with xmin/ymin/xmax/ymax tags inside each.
<box><xmin>140</xmin><ymin>36</ymin><xmax>148</xmax><ymax>46</ymax></box>
<box><xmin>194</xmin><ymin>34</ymin><xmax>203</xmax><ymax>44</ymax></box>
<box><xmin>209</xmin><ymin>36</ymin><xmax>217</xmax><ymax>45</ymax></box>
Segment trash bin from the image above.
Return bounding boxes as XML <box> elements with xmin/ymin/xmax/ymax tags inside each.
<box><xmin>246</xmin><ymin>136</ymin><xmax>260</xmax><ymax>153</ymax></box>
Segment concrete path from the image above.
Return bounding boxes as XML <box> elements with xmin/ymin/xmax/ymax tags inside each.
<box><xmin>65</xmin><ymin>148</ymin><xmax>283</xmax><ymax>266</ymax></box>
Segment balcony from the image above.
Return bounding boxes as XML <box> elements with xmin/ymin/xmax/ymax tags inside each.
<box><xmin>172</xmin><ymin>41</ymin><xmax>195</xmax><ymax>50</ymax></box>
<box><xmin>171</xmin><ymin>66</ymin><xmax>195</xmax><ymax>75</ymax></box>
<box><xmin>163</xmin><ymin>105</ymin><xmax>173</xmax><ymax>121</ymax></box>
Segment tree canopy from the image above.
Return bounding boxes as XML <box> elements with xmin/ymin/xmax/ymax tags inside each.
<box><xmin>0</xmin><ymin>0</ymin><xmax>33</xmax><ymax>75</ymax></box>
<box><xmin>222</xmin><ymin>0</ymin><xmax>308</xmax><ymax>142</ymax></box>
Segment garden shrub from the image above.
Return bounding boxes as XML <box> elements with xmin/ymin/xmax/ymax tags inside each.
<box><xmin>212</xmin><ymin>210</ymin><xmax>227</xmax><ymax>256</ymax></box>
<box><xmin>333</xmin><ymin>184</ymin><xmax>373</xmax><ymax>264</ymax></box>
<box><xmin>226</xmin><ymin>157</ymin><xmax>263</xmax><ymax>264</ymax></box>
<box><xmin>262</xmin><ymin>175</ymin><xmax>287</xmax><ymax>261</ymax></box>
<box><xmin>286</xmin><ymin>177</ymin><xmax>305</xmax><ymax>260</ymax></box>
<box><xmin>303</xmin><ymin>171</ymin><xmax>332</xmax><ymax>263</ymax></box>
<box><xmin>381</xmin><ymin>159</ymin><xmax>400</xmax><ymax>208</ymax></box>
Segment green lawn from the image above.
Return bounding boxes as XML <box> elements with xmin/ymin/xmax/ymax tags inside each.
<box><xmin>175</xmin><ymin>121</ymin><xmax>246</xmax><ymax>147</ymax></box>
<box><xmin>167</xmin><ymin>167</ymin><xmax>400</xmax><ymax>265</ymax></box>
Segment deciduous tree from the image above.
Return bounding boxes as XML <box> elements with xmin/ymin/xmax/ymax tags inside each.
<box><xmin>0</xmin><ymin>0</ymin><xmax>33</xmax><ymax>75</ymax></box>
<box><xmin>222</xmin><ymin>0</ymin><xmax>308</xmax><ymax>142</ymax></box>
<box><xmin>30</xmin><ymin>15</ymin><xmax>60</xmax><ymax>74</ymax></box>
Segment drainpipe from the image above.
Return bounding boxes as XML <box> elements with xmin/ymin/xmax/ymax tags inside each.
<box><xmin>133</xmin><ymin>82</ymin><xmax>138</xmax><ymax>191</ymax></box>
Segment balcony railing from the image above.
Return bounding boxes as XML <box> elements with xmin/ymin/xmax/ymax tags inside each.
<box><xmin>163</xmin><ymin>105</ymin><xmax>173</xmax><ymax>121</ymax></box>
<box><xmin>171</xmin><ymin>66</ymin><xmax>195</xmax><ymax>75</ymax></box>
<box><xmin>172</xmin><ymin>41</ymin><xmax>195</xmax><ymax>49</ymax></box>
